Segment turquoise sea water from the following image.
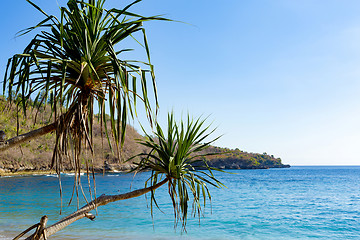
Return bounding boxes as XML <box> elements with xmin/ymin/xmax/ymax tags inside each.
<box><xmin>1</xmin><ymin>166</ymin><xmax>360</xmax><ymax>239</ymax></box>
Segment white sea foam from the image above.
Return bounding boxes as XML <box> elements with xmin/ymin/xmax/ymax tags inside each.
<box><xmin>0</xmin><ymin>231</ymin><xmax>12</xmax><ymax>240</ymax></box>
<box><xmin>64</xmin><ymin>172</ymin><xmax>85</xmax><ymax>176</ymax></box>
<box><xmin>45</xmin><ymin>174</ymin><xmax>58</xmax><ymax>177</ymax></box>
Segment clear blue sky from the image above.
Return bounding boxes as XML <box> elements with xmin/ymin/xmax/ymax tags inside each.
<box><xmin>1</xmin><ymin>0</ymin><xmax>360</xmax><ymax>166</ymax></box>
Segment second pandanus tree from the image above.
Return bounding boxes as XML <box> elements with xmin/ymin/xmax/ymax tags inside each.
<box><xmin>131</xmin><ymin>112</ymin><xmax>226</xmax><ymax>231</ymax></box>
<box><xmin>3</xmin><ymin>0</ymin><xmax>169</xmax><ymax>174</ymax></box>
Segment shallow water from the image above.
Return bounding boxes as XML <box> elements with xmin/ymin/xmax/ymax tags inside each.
<box><xmin>1</xmin><ymin>166</ymin><xmax>360</xmax><ymax>239</ymax></box>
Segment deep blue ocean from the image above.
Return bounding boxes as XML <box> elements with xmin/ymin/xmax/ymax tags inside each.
<box><xmin>1</xmin><ymin>166</ymin><xmax>360</xmax><ymax>239</ymax></box>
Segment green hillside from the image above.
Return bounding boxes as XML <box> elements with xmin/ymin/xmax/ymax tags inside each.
<box><xmin>201</xmin><ymin>146</ymin><xmax>289</xmax><ymax>169</ymax></box>
<box><xmin>0</xmin><ymin>98</ymin><xmax>289</xmax><ymax>174</ymax></box>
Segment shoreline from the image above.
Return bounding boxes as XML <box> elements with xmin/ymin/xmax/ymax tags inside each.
<box><xmin>0</xmin><ymin>163</ymin><xmax>137</xmax><ymax>177</ymax></box>
<box><xmin>0</xmin><ymin>169</ymin><xmax>55</xmax><ymax>177</ymax></box>
<box><xmin>1</xmin><ymin>230</ymin><xmax>19</xmax><ymax>240</ymax></box>
<box><xmin>0</xmin><ymin>169</ymin><xmax>126</xmax><ymax>177</ymax></box>
<box><xmin>0</xmin><ymin>165</ymin><xmax>291</xmax><ymax>177</ymax></box>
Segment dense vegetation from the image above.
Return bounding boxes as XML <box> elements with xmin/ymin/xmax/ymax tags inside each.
<box><xmin>203</xmin><ymin>146</ymin><xmax>289</xmax><ymax>169</ymax></box>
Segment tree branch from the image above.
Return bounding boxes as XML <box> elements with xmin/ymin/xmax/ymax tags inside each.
<box><xmin>0</xmin><ymin>122</ymin><xmax>56</xmax><ymax>151</ymax></box>
<box><xmin>18</xmin><ymin>177</ymin><xmax>169</xmax><ymax>240</ymax></box>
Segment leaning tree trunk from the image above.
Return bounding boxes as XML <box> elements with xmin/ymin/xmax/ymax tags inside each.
<box><xmin>13</xmin><ymin>178</ymin><xmax>169</xmax><ymax>240</ymax></box>
<box><xmin>0</xmin><ymin>102</ymin><xmax>79</xmax><ymax>152</ymax></box>
<box><xmin>0</xmin><ymin>122</ymin><xmax>56</xmax><ymax>151</ymax></box>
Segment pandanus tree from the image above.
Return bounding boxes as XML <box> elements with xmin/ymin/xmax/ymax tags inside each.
<box><xmin>4</xmin><ymin>0</ymin><xmax>226</xmax><ymax>239</ymax></box>
<box><xmin>131</xmin><ymin>113</ymin><xmax>225</xmax><ymax>231</ymax></box>
<box><xmin>2</xmin><ymin>0</ymin><xmax>165</xmax><ymax>171</ymax></box>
